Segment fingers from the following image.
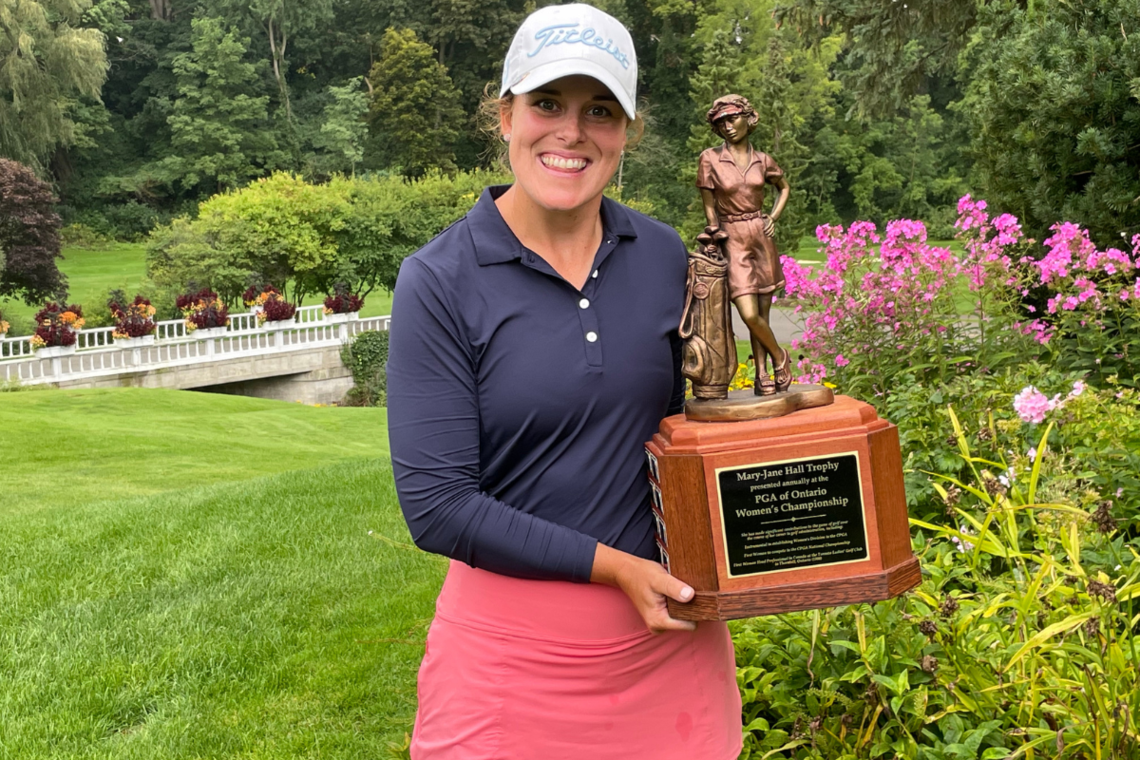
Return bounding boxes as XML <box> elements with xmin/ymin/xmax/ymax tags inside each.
<box><xmin>657</xmin><ymin>573</ymin><xmax>695</xmax><ymax>604</ymax></box>
<box><xmin>643</xmin><ymin>568</ymin><xmax>697</xmax><ymax>633</ymax></box>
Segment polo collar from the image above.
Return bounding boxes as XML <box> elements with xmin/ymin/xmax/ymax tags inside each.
<box><xmin>716</xmin><ymin>143</ymin><xmax>762</xmax><ymax>170</ymax></box>
<box><xmin>469</xmin><ymin>185</ymin><xmax>637</xmax><ymax>267</ymax></box>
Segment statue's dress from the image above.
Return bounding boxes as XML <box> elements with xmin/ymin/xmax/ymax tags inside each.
<box><xmin>696</xmin><ymin>144</ymin><xmax>785</xmax><ymax>298</ymax></box>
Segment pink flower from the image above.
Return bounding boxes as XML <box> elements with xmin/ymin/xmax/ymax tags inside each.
<box><xmin>1013</xmin><ymin>386</ymin><xmax>1057</xmax><ymax>424</ymax></box>
<box><xmin>835</xmin><ymin>354</ymin><xmax>849</xmax><ymax>367</ymax></box>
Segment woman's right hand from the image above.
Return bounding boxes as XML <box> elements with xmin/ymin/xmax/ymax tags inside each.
<box><xmin>591</xmin><ymin>543</ymin><xmax>697</xmax><ymax>634</ymax></box>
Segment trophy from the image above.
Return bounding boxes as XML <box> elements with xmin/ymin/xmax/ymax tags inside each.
<box><xmin>646</xmin><ymin>95</ymin><xmax>920</xmax><ymax>621</ymax></box>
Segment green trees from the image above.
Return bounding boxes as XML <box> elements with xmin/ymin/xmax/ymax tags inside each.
<box><xmin>159</xmin><ymin>17</ymin><xmax>285</xmax><ymax>196</ymax></box>
<box><xmin>0</xmin><ymin>0</ymin><xmax>109</xmax><ymax>173</ymax></box>
<box><xmin>960</xmin><ymin>0</ymin><xmax>1140</xmax><ymax>245</ymax></box>
<box><xmin>203</xmin><ymin>0</ymin><xmax>335</xmax><ymax>127</ymax></box>
<box><xmin>313</xmin><ymin>78</ymin><xmax>369</xmax><ymax>176</ymax></box>
<box><xmin>147</xmin><ymin>170</ymin><xmax>507</xmax><ymax>304</ymax></box>
<box><xmin>367</xmin><ymin>28</ymin><xmax>465</xmax><ymax>177</ymax></box>
<box><xmin>780</xmin><ymin>0</ymin><xmax>1140</xmax><ymax>243</ymax></box>
<box><xmin>8</xmin><ymin>0</ymin><xmax>1136</xmax><ymax>247</ymax></box>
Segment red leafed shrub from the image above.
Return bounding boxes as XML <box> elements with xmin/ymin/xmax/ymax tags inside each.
<box><xmin>0</xmin><ymin>159</ymin><xmax>66</xmax><ymax>305</ymax></box>
<box><xmin>31</xmin><ymin>303</ymin><xmax>85</xmax><ymax>348</ymax></box>
<box><xmin>178</xmin><ymin>288</ymin><xmax>229</xmax><ymax>330</ymax></box>
<box><xmin>110</xmin><ymin>295</ymin><xmax>157</xmax><ymax>339</ymax></box>
<box><xmin>323</xmin><ymin>283</ymin><xmax>364</xmax><ymax>315</ymax></box>
<box><xmin>243</xmin><ymin>283</ymin><xmax>281</xmax><ymax>308</ymax></box>
<box><xmin>260</xmin><ymin>292</ymin><xmax>296</xmax><ymax>323</ymax></box>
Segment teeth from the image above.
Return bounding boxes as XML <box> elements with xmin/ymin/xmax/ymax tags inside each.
<box><xmin>541</xmin><ymin>155</ymin><xmax>588</xmax><ymax>171</ymax></box>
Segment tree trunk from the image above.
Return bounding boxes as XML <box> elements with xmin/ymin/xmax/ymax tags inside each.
<box><xmin>148</xmin><ymin>0</ymin><xmax>170</xmax><ymax>21</ymax></box>
<box><xmin>267</xmin><ymin>17</ymin><xmax>293</xmax><ymax>123</ymax></box>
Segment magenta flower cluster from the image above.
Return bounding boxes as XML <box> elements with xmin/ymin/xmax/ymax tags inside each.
<box><xmin>782</xmin><ymin>194</ymin><xmax>1140</xmax><ymax>390</ymax></box>
<box><xmin>782</xmin><ymin>215</ymin><xmax>972</xmax><ymax>388</ymax></box>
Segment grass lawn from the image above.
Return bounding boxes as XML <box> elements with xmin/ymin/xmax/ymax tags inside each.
<box><xmin>0</xmin><ymin>388</ymin><xmax>441</xmax><ymax>757</ymax></box>
<box><xmin>1</xmin><ymin>244</ymin><xmax>150</xmax><ymax>327</ymax></box>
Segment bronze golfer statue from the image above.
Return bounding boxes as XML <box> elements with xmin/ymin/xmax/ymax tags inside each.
<box><xmin>681</xmin><ymin>95</ymin><xmax>832</xmax><ymax>422</ymax></box>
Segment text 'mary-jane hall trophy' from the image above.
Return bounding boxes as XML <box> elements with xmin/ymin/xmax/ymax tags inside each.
<box><xmin>645</xmin><ymin>95</ymin><xmax>920</xmax><ymax>621</ymax></box>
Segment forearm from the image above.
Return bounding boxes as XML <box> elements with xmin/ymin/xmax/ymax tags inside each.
<box><xmin>770</xmin><ymin>178</ymin><xmax>790</xmax><ymax>221</ymax></box>
<box><xmin>700</xmin><ymin>189</ymin><xmax>720</xmax><ymax>229</ymax></box>
<box><xmin>590</xmin><ymin>541</ymin><xmax>637</xmax><ymax>587</ymax></box>
<box><xmin>394</xmin><ymin>468</ymin><xmax>599</xmax><ymax>582</ymax></box>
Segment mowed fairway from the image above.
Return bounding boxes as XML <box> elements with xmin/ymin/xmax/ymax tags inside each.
<box><xmin>0</xmin><ymin>388</ymin><xmax>444</xmax><ymax>758</ymax></box>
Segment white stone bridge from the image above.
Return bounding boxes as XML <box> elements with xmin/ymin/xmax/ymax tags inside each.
<box><xmin>0</xmin><ymin>306</ymin><xmax>390</xmax><ymax>405</ymax></box>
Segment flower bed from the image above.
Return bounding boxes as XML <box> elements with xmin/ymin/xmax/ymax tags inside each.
<box><xmin>110</xmin><ymin>295</ymin><xmax>157</xmax><ymax>341</ymax></box>
<box><xmin>745</xmin><ymin>195</ymin><xmax>1140</xmax><ymax>757</ymax></box>
<box><xmin>323</xmin><ymin>283</ymin><xmax>363</xmax><ymax>318</ymax></box>
<box><xmin>734</xmin><ymin>380</ymin><xmax>1140</xmax><ymax>758</ymax></box>
<box><xmin>30</xmin><ymin>303</ymin><xmax>84</xmax><ymax>352</ymax></box>
<box><xmin>177</xmin><ymin>288</ymin><xmax>230</xmax><ymax>333</ymax></box>
<box><xmin>256</xmin><ymin>289</ymin><xmax>296</xmax><ymax>327</ymax></box>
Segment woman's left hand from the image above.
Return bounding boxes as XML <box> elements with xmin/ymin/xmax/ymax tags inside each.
<box><xmin>763</xmin><ymin>215</ymin><xmax>776</xmax><ymax>237</ymax></box>
<box><xmin>591</xmin><ymin>543</ymin><xmax>697</xmax><ymax>634</ymax></box>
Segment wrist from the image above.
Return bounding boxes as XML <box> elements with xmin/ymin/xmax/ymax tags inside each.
<box><xmin>590</xmin><ymin>542</ymin><xmax>636</xmax><ymax>587</ymax></box>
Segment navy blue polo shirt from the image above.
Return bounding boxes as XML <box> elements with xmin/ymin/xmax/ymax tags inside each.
<box><xmin>387</xmin><ymin>186</ymin><xmax>687</xmax><ymax>583</ymax></box>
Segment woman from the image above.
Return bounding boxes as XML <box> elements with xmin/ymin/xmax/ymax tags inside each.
<box><xmin>386</xmin><ymin>4</ymin><xmax>741</xmax><ymax>759</ymax></box>
<box><xmin>697</xmin><ymin>95</ymin><xmax>792</xmax><ymax>394</ymax></box>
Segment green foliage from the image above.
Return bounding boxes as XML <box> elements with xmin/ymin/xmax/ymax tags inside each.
<box><xmin>0</xmin><ymin>0</ymin><xmax>109</xmax><ymax>173</ymax></box>
<box><xmin>158</xmin><ymin>17</ymin><xmax>285</xmax><ymax>195</ymax></box>
<box><xmin>146</xmin><ymin>169</ymin><xmax>507</xmax><ymax>304</ymax></box>
<box><xmin>203</xmin><ymin>0</ymin><xmax>335</xmax><ymax>129</ymax></box>
<box><xmin>367</xmin><ymin>28</ymin><xmax>465</xmax><ymax>177</ymax></box>
<box><xmin>341</xmin><ymin>329</ymin><xmax>390</xmax><ymax>406</ymax></box>
<box><xmin>775</xmin><ymin>0</ymin><xmax>978</xmax><ymax>115</ymax></box>
<box><xmin>60</xmin><ymin>223</ymin><xmax>114</xmax><ymax>250</ymax></box>
<box><xmin>735</xmin><ymin>415</ymin><xmax>1140</xmax><ymax>758</ymax></box>
<box><xmin>313</xmin><ymin>77</ymin><xmax>369</xmax><ymax>176</ymax></box>
<box><xmin>959</xmin><ymin>0</ymin><xmax>1140</xmax><ymax>246</ymax></box>
<box><xmin>677</xmin><ymin>0</ymin><xmax>966</xmax><ymax>244</ymax></box>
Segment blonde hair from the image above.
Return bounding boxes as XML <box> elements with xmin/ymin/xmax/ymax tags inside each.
<box><xmin>478</xmin><ymin>83</ymin><xmax>645</xmax><ymax>167</ymax></box>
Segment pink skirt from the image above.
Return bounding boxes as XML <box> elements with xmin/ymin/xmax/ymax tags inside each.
<box><xmin>412</xmin><ymin>561</ymin><xmax>742</xmax><ymax>760</ymax></box>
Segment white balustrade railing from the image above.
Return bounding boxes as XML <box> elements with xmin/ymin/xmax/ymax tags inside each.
<box><xmin>76</xmin><ymin>326</ymin><xmax>116</xmax><ymax>351</ymax></box>
<box><xmin>0</xmin><ymin>311</ymin><xmax>391</xmax><ymax>386</ymax></box>
<box><xmin>0</xmin><ymin>334</ymin><xmax>34</xmax><ymax>360</ymax></box>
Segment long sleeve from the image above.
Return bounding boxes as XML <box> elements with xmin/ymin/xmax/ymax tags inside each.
<box><xmin>386</xmin><ymin>257</ymin><xmax>599</xmax><ymax>583</ymax></box>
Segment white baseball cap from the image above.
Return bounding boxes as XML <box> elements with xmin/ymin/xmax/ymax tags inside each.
<box><xmin>500</xmin><ymin>3</ymin><xmax>638</xmax><ymax>121</ymax></box>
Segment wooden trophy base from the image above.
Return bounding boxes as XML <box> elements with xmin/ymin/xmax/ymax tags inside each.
<box><xmin>645</xmin><ymin>395</ymin><xmax>919</xmax><ymax>621</ymax></box>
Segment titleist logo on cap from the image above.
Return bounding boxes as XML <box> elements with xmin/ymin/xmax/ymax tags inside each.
<box><xmin>528</xmin><ymin>23</ymin><xmax>631</xmax><ymax>69</ymax></box>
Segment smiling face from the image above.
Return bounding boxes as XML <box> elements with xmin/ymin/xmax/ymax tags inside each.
<box><xmin>716</xmin><ymin>113</ymin><xmax>752</xmax><ymax>145</ymax></box>
<box><xmin>500</xmin><ymin>75</ymin><xmax>629</xmax><ymax>214</ymax></box>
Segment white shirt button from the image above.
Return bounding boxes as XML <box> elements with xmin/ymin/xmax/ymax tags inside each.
<box><xmin>579</xmin><ymin>298</ymin><xmax>590</xmax><ymax>309</ymax></box>
<box><xmin>586</xmin><ymin>331</ymin><xmax>598</xmax><ymax>343</ymax></box>
<box><xmin>591</xmin><ymin>270</ymin><xmax>598</xmax><ymax>279</ymax></box>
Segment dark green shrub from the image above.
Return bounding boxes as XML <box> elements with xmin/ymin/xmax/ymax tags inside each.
<box><xmin>341</xmin><ymin>330</ymin><xmax>389</xmax><ymax>407</ymax></box>
<box><xmin>102</xmin><ymin>201</ymin><xmax>164</xmax><ymax>241</ymax></box>
<box><xmin>59</xmin><ymin>223</ymin><xmax>114</xmax><ymax>249</ymax></box>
